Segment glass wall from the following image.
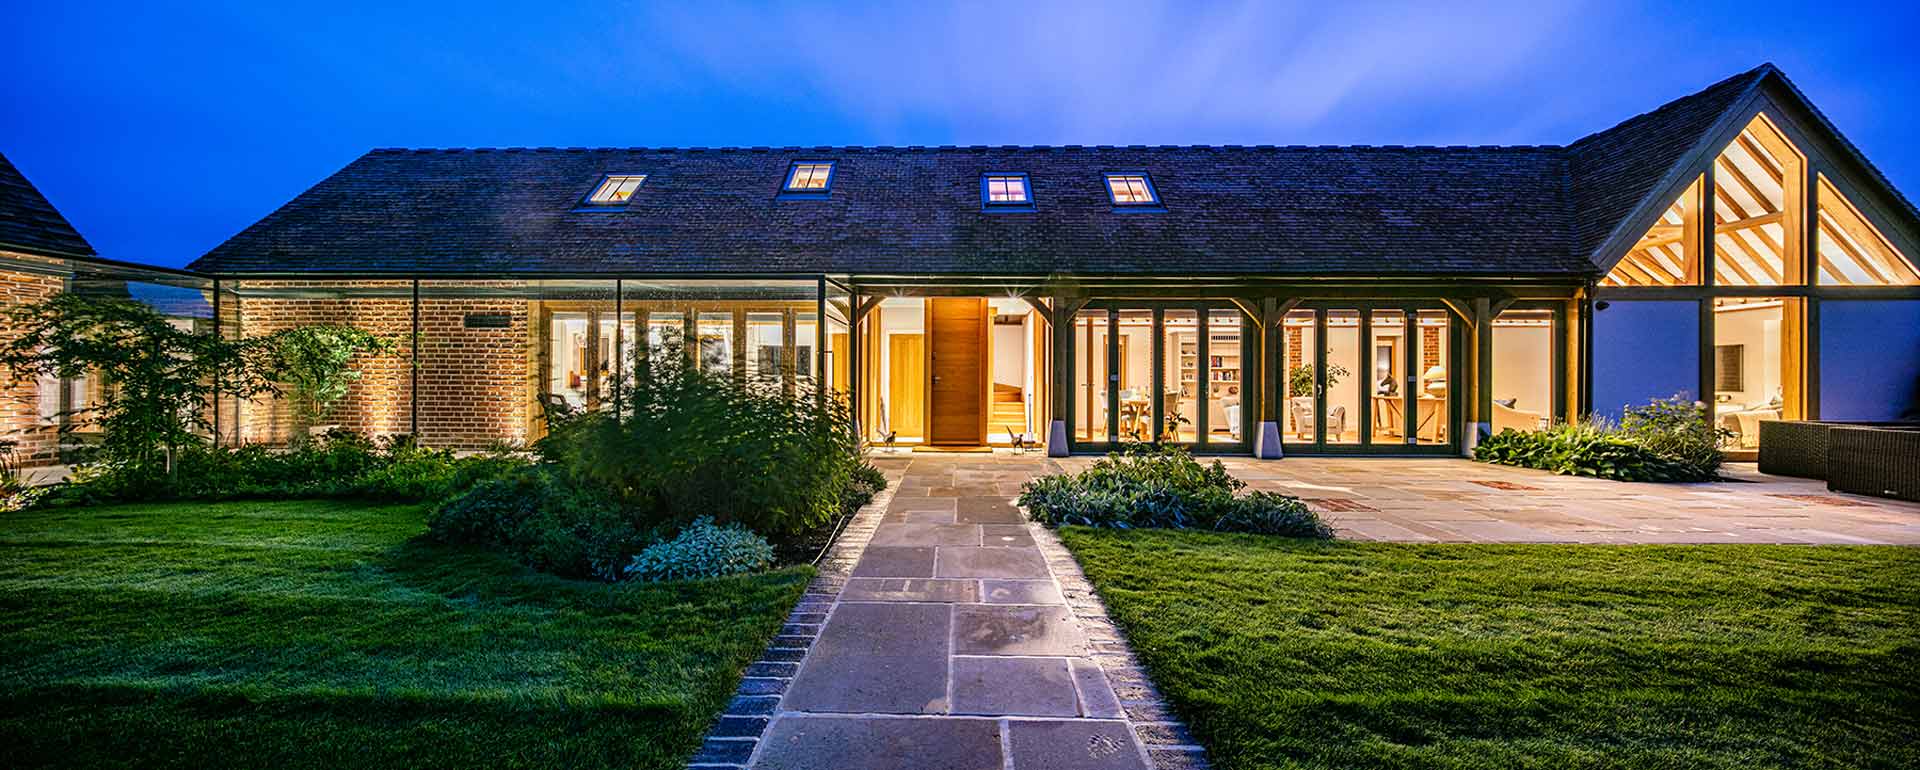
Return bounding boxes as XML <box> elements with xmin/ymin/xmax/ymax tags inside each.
<box><xmin>1323</xmin><ymin>309</ymin><xmax>1361</xmax><ymax>445</ymax></box>
<box><xmin>1366</xmin><ymin>310</ymin><xmax>1407</xmax><ymax>446</ymax></box>
<box><xmin>1205</xmin><ymin>309</ymin><xmax>1244</xmax><ymax>444</ymax></box>
<box><xmin>1412</xmin><ymin>310</ymin><xmax>1451</xmax><ymax>445</ymax></box>
<box><xmin>1073</xmin><ymin>309</ymin><xmax>1110</xmax><ymax>442</ymax></box>
<box><xmin>1490</xmin><ymin>308</ymin><xmax>1555</xmax><ymax>434</ymax></box>
<box><xmin>1161</xmin><ymin>309</ymin><xmax>1197</xmax><ymax>442</ymax></box>
<box><xmin>1712</xmin><ymin>297</ymin><xmax>1796</xmax><ymax>448</ymax></box>
<box><xmin>1281</xmin><ymin>309</ymin><xmax>1315</xmax><ymax>441</ymax></box>
<box><xmin>228</xmin><ymin>278</ymin><xmax>418</xmax><ymax>447</ymax></box>
<box><xmin>1111</xmin><ymin>310</ymin><xmax>1153</xmax><ymax>442</ymax></box>
<box><xmin>1819</xmin><ymin>300</ymin><xmax>1920</xmax><ymax>419</ymax></box>
<box><xmin>824</xmin><ymin>281</ymin><xmax>850</xmax><ymax>402</ymax></box>
<box><xmin>1591</xmin><ymin>300</ymin><xmax>1699</xmax><ymax>422</ymax></box>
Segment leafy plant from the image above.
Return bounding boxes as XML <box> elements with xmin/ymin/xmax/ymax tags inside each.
<box><xmin>265</xmin><ymin>325</ymin><xmax>394</xmax><ymax>447</ymax></box>
<box><xmin>30</xmin><ymin>430</ymin><xmax>524</xmax><ymax>507</ymax></box>
<box><xmin>624</xmin><ymin>517</ymin><xmax>775</xmax><ymax>582</ymax></box>
<box><xmin>534</xmin><ymin>341</ymin><xmax>880</xmax><ymax>539</ymax></box>
<box><xmin>0</xmin><ymin>295</ymin><xmax>277</xmax><ymax>475</ymax></box>
<box><xmin>1619</xmin><ymin>394</ymin><xmax>1729</xmax><ymax>479</ymax></box>
<box><xmin>1474</xmin><ymin>395</ymin><xmax>1725</xmax><ymax>482</ymax></box>
<box><xmin>427</xmin><ymin>468</ymin><xmax>652</xmax><ymax>580</ymax></box>
<box><xmin>1287</xmin><ymin>361</ymin><xmax>1349</xmax><ymax>396</ymax></box>
<box><xmin>1018</xmin><ymin>445</ymin><xmax>1332</xmax><ymax>538</ymax></box>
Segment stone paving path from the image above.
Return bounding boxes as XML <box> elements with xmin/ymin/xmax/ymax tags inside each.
<box><xmin>693</xmin><ymin>454</ymin><xmax>1203</xmax><ymax>770</ymax></box>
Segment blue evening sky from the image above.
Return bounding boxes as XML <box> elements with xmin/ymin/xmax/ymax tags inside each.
<box><xmin>4</xmin><ymin>1</ymin><xmax>1917</xmax><ymax>268</ymax></box>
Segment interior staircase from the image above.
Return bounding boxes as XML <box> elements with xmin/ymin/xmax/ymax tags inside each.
<box><xmin>990</xmin><ymin>384</ymin><xmax>1028</xmax><ymax>440</ymax></box>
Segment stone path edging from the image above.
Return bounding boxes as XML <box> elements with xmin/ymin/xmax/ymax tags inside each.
<box><xmin>685</xmin><ymin>476</ymin><xmax>890</xmax><ymax>767</ymax></box>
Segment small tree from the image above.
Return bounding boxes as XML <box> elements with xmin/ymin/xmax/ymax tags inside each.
<box><xmin>266</xmin><ymin>325</ymin><xmax>394</xmax><ymax>447</ymax></box>
<box><xmin>0</xmin><ymin>294</ymin><xmax>277</xmax><ymax>473</ymax></box>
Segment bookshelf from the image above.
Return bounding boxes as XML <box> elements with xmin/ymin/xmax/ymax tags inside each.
<box><xmin>1175</xmin><ymin>330</ymin><xmax>1242</xmax><ymax>438</ymax></box>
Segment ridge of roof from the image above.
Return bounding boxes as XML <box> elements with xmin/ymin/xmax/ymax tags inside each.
<box><xmin>1567</xmin><ymin>63</ymin><xmax>1776</xmax><ymax>151</ymax></box>
<box><xmin>1759</xmin><ymin>64</ymin><xmax>1920</xmax><ymax>229</ymax></box>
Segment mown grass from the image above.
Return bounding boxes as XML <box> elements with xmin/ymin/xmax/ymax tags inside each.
<box><xmin>1058</xmin><ymin>529</ymin><xmax>1920</xmax><ymax>770</ymax></box>
<box><xmin>0</xmin><ymin>499</ymin><xmax>811</xmax><ymax>769</ymax></box>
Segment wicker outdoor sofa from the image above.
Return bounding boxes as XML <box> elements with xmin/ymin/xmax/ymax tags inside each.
<box><xmin>1759</xmin><ymin>420</ymin><xmax>1920</xmax><ymax>502</ymax></box>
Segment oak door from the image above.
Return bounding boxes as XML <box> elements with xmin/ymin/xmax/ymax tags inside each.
<box><xmin>926</xmin><ymin>298</ymin><xmax>989</xmax><ymax>445</ymax></box>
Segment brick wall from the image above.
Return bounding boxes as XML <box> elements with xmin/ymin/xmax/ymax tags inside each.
<box><xmin>235</xmin><ymin>281</ymin><xmax>531</xmax><ymax>450</ymax></box>
<box><xmin>0</xmin><ymin>255</ymin><xmax>64</xmax><ymax>466</ymax></box>
<box><xmin>416</xmin><ymin>294</ymin><xmax>531</xmax><ymax>448</ymax></box>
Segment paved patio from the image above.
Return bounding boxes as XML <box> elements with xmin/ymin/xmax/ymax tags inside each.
<box><xmin>1210</xmin><ymin>457</ymin><xmax>1920</xmax><ymax>545</ymax></box>
<box><xmin>708</xmin><ymin>452</ymin><xmax>1920</xmax><ymax>770</ymax></box>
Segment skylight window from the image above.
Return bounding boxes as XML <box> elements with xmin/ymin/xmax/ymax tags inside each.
<box><xmin>982</xmin><ymin>173</ymin><xmax>1032</xmax><ymax>209</ymax></box>
<box><xmin>1105</xmin><ymin>173</ymin><xmax>1160</xmax><ymax>206</ymax></box>
<box><xmin>784</xmin><ymin>162</ymin><xmax>835</xmax><ymax>192</ymax></box>
<box><xmin>585</xmin><ymin>175</ymin><xmax>645</xmax><ymax>205</ymax></box>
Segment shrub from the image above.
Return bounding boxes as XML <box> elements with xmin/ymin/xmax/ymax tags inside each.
<box><xmin>1619</xmin><ymin>395</ymin><xmax>1728</xmax><ymax>479</ymax></box>
<box><xmin>533</xmin><ymin>343</ymin><xmax>882</xmax><ymax>540</ymax></box>
<box><xmin>623</xmin><ymin>517</ymin><xmax>775</xmax><ymax>582</ymax></box>
<box><xmin>426</xmin><ymin>473</ymin><xmax>548</xmax><ymax>545</ymax></box>
<box><xmin>1019</xmin><ymin>445</ymin><xmax>1333</xmax><ymax>538</ymax></box>
<box><xmin>428</xmin><ymin>469</ymin><xmax>653</xmax><ymax>580</ymax></box>
<box><xmin>32</xmin><ymin>430</ymin><xmax>526</xmax><ymax>507</ymax></box>
<box><xmin>1474</xmin><ymin>395</ymin><xmax>1726</xmax><ymax>482</ymax></box>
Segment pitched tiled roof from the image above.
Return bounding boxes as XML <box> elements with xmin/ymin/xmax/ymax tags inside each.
<box><xmin>0</xmin><ymin>152</ymin><xmax>95</xmax><ymax>258</ymax></box>
<box><xmin>193</xmin><ymin>65</ymin><xmax>1855</xmax><ymax>280</ymax></box>
<box><xmin>1565</xmin><ymin>65</ymin><xmax>1770</xmax><ymax>264</ymax></box>
<box><xmin>194</xmin><ymin>144</ymin><xmax>1579</xmax><ymax>277</ymax></box>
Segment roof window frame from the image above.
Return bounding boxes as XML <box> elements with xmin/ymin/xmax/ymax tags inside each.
<box><xmin>576</xmin><ymin>174</ymin><xmax>647</xmax><ymax>210</ymax></box>
<box><xmin>779</xmin><ymin>160</ymin><xmax>836</xmax><ymax>199</ymax></box>
<box><xmin>980</xmin><ymin>172</ymin><xmax>1035</xmax><ymax>212</ymax></box>
<box><xmin>1103</xmin><ymin>172</ymin><xmax>1164</xmax><ymax>211</ymax></box>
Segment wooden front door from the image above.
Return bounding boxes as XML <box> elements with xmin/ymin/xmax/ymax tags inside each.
<box><xmin>927</xmin><ymin>297</ymin><xmax>989</xmax><ymax>445</ymax></box>
<box><xmin>887</xmin><ymin>334</ymin><xmax>925</xmax><ymax>438</ymax></box>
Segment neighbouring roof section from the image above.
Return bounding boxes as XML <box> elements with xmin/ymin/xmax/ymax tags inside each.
<box><xmin>1565</xmin><ymin>65</ymin><xmax>1771</xmax><ymax>266</ymax></box>
<box><xmin>0</xmin><ymin>152</ymin><xmax>95</xmax><ymax>259</ymax></box>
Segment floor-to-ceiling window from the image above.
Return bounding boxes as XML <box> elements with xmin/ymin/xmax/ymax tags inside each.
<box><xmin>1069</xmin><ymin>302</ymin><xmax>1250</xmax><ymax>451</ymax></box>
<box><xmin>1073</xmin><ymin>309</ymin><xmax>1111</xmax><ymax>443</ymax></box>
<box><xmin>1490</xmin><ymin>307</ymin><xmax>1558</xmax><ymax>434</ymax></box>
<box><xmin>1280</xmin><ymin>303</ymin><xmax>1460</xmax><ymax>454</ymax></box>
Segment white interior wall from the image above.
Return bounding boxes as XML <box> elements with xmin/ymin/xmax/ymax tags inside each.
<box><xmin>1325</xmin><ymin>323</ymin><xmax>1361</xmax><ymax>438</ymax></box>
<box><xmin>1714</xmin><ymin>303</ymin><xmax>1783</xmax><ymax>406</ymax></box>
<box><xmin>992</xmin><ymin>324</ymin><xmax>1025</xmax><ymax>387</ymax></box>
<box><xmin>1491</xmin><ymin>325</ymin><xmax>1552</xmax><ymax>416</ymax></box>
<box><xmin>877</xmin><ymin>299</ymin><xmax>924</xmax><ymax>437</ymax></box>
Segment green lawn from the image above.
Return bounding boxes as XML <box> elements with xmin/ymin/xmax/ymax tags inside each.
<box><xmin>1058</xmin><ymin>529</ymin><xmax>1920</xmax><ymax>770</ymax></box>
<box><xmin>0</xmin><ymin>499</ymin><xmax>810</xmax><ymax>769</ymax></box>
